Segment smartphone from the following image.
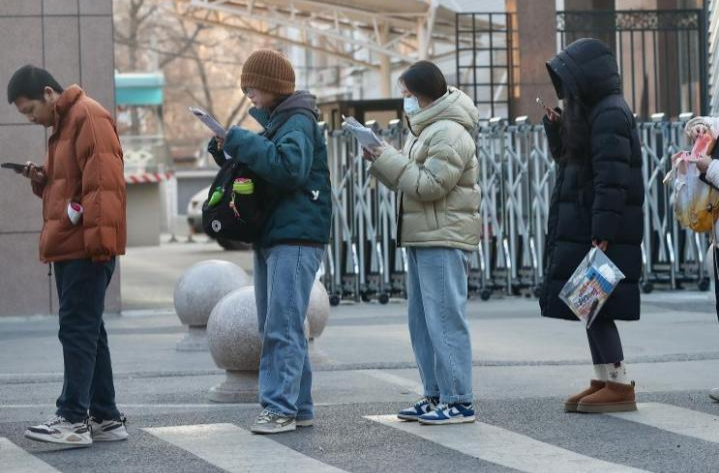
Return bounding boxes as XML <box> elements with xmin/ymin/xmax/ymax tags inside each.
<box><xmin>1</xmin><ymin>162</ymin><xmax>26</xmax><ymax>172</ymax></box>
<box><xmin>536</xmin><ymin>97</ymin><xmax>560</xmax><ymax>120</ymax></box>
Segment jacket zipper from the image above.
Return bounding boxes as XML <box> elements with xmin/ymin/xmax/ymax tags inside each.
<box><xmin>397</xmin><ymin>137</ymin><xmax>419</xmax><ymax>247</ymax></box>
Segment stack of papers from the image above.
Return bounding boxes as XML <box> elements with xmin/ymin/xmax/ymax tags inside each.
<box><xmin>189</xmin><ymin>106</ymin><xmax>231</xmax><ymax>160</ymax></box>
<box><xmin>341</xmin><ymin>115</ymin><xmax>383</xmax><ymax>149</ymax></box>
<box><xmin>189</xmin><ymin>107</ymin><xmax>226</xmax><ymax>138</ymax></box>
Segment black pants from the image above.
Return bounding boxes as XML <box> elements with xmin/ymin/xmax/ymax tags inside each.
<box><xmin>713</xmin><ymin>248</ymin><xmax>719</xmax><ymax>319</ymax></box>
<box><xmin>54</xmin><ymin>258</ymin><xmax>120</xmax><ymax>423</ymax></box>
<box><xmin>586</xmin><ymin>318</ymin><xmax>624</xmax><ymax>365</ymax></box>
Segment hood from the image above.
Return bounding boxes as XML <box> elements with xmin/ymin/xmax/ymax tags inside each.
<box><xmin>409</xmin><ymin>86</ymin><xmax>479</xmax><ymax>136</ymax></box>
<box><xmin>249</xmin><ymin>90</ymin><xmax>319</xmax><ymax>128</ymax></box>
<box><xmin>54</xmin><ymin>85</ymin><xmax>84</xmax><ymax>127</ymax></box>
<box><xmin>546</xmin><ymin>38</ymin><xmax>621</xmax><ymax>106</ymax></box>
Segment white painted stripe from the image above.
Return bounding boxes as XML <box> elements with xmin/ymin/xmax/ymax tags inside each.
<box><xmin>609</xmin><ymin>402</ymin><xmax>719</xmax><ymax>444</ymax></box>
<box><xmin>144</xmin><ymin>423</ymin><xmax>347</xmax><ymax>473</ymax></box>
<box><xmin>0</xmin><ymin>437</ymin><xmax>61</xmax><ymax>473</ymax></box>
<box><xmin>1</xmin><ymin>404</ymin><xmax>232</xmax><ymax>409</ymax></box>
<box><xmin>2</xmin><ymin>402</ymin><xmax>335</xmax><ymax>409</ymax></box>
<box><xmin>357</xmin><ymin>369</ymin><xmax>423</xmax><ymax>394</ymax></box>
<box><xmin>366</xmin><ymin>415</ymin><xmax>652</xmax><ymax>473</ymax></box>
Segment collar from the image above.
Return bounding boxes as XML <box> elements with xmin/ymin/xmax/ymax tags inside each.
<box><xmin>53</xmin><ymin>85</ymin><xmax>85</xmax><ymax>129</ymax></box>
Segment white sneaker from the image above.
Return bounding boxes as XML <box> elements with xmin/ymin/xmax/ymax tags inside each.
<box><xmin>24</xmin><ymin>415</ymin><xmax>92</xmax><ymax>446</ymax></box>
<box><xmin>710</xmin><ymin>388</ymin><xmax>719</xmax><ymax>402</ymax></box>
<box><xmin>90</xmin><ymin>416</ymin><xmax>128</xmax><ymax>442</ymax></box>
<box><xmin>418</xmin><ymin>403</ymin><xmax>476</xmax><ymax>425</ymax></box>
<box><xmin>250</xmin><ymin>409</ymin><xmax>296</xmax><ymax>434</ymax></box>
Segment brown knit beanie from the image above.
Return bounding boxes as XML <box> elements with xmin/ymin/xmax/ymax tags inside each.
<box><xmin>241</xmin><ymin>49</ymin><xmax>295</xmax><ymax>95</ymax></box>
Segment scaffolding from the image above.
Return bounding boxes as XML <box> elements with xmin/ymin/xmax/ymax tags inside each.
<box><xmin>168</xmin><ymin>0</ymin><xmax>489</xmax><ymax>96</ymax></box>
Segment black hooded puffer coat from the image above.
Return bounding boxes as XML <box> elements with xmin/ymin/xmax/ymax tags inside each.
<box><xmin>540</xmin><ymin>38</ymin><xmax>644</xmax><ymax>322</ymax></box>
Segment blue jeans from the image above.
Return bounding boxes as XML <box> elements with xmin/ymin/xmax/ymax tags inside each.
<box><xmin>54</xmin><ymin>258</ymin><xmax>120</xmax><ymax>423</ymax></box>
<box><xmin>254</xmin><ymin>245</ymin><xmax>324</xmax><ymax>419</ymax></box>
<box><xmin>406</xmin><ymin>247</ymin><xmax>473</xmax><ymax>405</ymax></box>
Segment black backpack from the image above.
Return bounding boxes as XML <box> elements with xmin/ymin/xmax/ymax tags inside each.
<box><xmin>201</xmin><ymin>158</ymin><xmax>266</xmax><ymax>243</ymax></box>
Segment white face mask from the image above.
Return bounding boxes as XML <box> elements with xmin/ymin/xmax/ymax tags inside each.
<box><xmin>403</xmin><ymin>96</ymin><xmax>421</xmax><ymax>116</ymax></box>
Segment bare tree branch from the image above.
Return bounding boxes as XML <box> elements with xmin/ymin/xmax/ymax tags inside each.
<box><xmin>224</xmin><ymin>95</ymin><xmax>249</xmax><ymax>127</ymax></box>
<box><xmin>159</xmin><ymin>23</ymin><xmax>206</xmax><ymax>68</ymax></box>
<box><xmin>182</xmin><ymin>86</ymin><xmax>207</xmax><ymax>109</ymax></box>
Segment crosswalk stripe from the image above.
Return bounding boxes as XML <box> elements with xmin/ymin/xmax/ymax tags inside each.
<box><xmin>608</xmin><ymin>402</ymin><xmax>719</xmax><ymax>444</ymax></box>
<box><xmin>365</xmin><ymin>415</ymin><xmax>652</xmax><ymax>473</ymax></box>
<box><xmin>357</xmin><ymin>369</ymin><xmax>423</xmax><ymax>394</ymax></box>
<box><xmin>0</xmin><ymin>437</ymin><xmax>61</xmax><ymax>473</ymax></box>
<box><xmin>144</xmin><ymin>423</ymin><xmax>348</xmax><ymax>473</ymax></box>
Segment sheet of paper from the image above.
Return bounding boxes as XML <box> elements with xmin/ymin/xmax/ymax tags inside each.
<box><xmin>341</xmin><ymin>115</ymin><xmax>383</xmax><ymax>149</ymax></box>
<box><xmin>189</xmin><ymin>106</ymin><xmax>226</xmax><ymax>138</ymax></box>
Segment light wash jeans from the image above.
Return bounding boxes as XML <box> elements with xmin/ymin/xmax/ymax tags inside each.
<box><xmin>406</xmin><ymin>247</ymin><xmax>474</xmax><ymax>405</ymax></box>
<box><xmin>253</xmin><ymin>245</ymin><xmax>324</xmax><ymax>419</ymax></box>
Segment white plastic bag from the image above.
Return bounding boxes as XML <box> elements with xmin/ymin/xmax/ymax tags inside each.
<box><xmin>559</xmin><ymin>248</ymin><xmax>625</xmax><ymax>328</ymax></box>
<box><xmin>672</xmin><ymin>150</ymin><xmax>719</xmax><ymax>233</ymax></box>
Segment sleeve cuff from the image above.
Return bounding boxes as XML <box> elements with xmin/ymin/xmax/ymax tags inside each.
<box><xmin>706</xmin><ymin>159</ymin><xmax>719</xmax><ymax>187</ymax></box>
<box><xmin>224</xmin><ymin>127</ymin><xmax>251</xmax><ymax>163</ymax></box>
<box><xmin>372</xmin><ymin>147</ymin><xmax>407</xmax><ymax>184</ymax></box>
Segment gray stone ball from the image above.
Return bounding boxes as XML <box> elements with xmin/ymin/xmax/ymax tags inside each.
<box><xmin>174</xmin><ymin>260</ymin><xmax>249</xmax><ymax>327</ymax></box>
<box><xmin>207</xmin><ymin>286</ymin><xmax>261</xmax><ymax>371</ymax></box>
<box><xmin>307</xmin><ymin>280</ymin><xmax>330</xmax><ymax>339</ymax></box>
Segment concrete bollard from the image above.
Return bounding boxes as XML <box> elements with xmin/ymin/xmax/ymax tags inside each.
<box><xmin>207</xmin><ymin>286</ymin><xmax>261</xmax><ymax>403</ymax></box>
<box><xmin>173</xmin><ymin>260</ymin><xmax>249</xmax><ymax>351</ymax></box>
<box><xmin>206</xmin><ymin>281</ymin><xmax>331</xmax><ymax>403</ymax></box>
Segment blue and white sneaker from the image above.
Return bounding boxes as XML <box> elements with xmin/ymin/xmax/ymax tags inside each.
<box><xmin>397</xmin><ymin>397</ymin><xmax>439</xmax><ymax>421</ymax></box>
<box><xmin>418</xmin><ymin>403</ymin><xmax>475</xmax><ymax>425</ymax></box>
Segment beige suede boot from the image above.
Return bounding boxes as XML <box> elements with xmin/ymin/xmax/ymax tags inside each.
<box><xmin>564</xmin><ymin>380</ymin><xmax>606</xmax><ymax>412</ymax></box>
<box><xmin>577</xmin><ymin>381</ymin><xmax>637</xmax><ymax>413</ymax></box>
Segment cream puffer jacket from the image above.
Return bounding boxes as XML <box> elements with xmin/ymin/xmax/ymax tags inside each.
<box><xmin>369</xmin><ymin>87</ymin><xmax>481</xmax><ymax>251</ymax></box>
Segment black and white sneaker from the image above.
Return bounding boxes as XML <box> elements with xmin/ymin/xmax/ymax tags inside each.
<box><xmin>250</xmin><ymin>409</ymin><xmax>296</xmax><ymax>434</ymax></box>
<box><xmin>24</xmin><ymin>415</ymin><xmax>92</xmax><ymax>446</ymax></box>
<box><xmin>90</xmin><ymin>415</ymin><xmax>128</xmax><ymax>442</ymax></box>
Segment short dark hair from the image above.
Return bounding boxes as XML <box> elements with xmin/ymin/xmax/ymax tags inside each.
<box><xmin>7</xmin><ymin>65</ymin><xmax>63</xmax><ymax>104</ymax></box>
<box><xmin>399</xmin><ymin>61</ymin><xmax>447</xmax><ymax>102</ymax></box>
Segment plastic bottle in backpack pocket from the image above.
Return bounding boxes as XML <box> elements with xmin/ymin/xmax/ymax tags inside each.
<box><xmin>230</xmin><ymin>178</ymin><xmax>260</xmax><ymax>226</ymax></box>
<box><xmin>232</xmin><ymin>178</ymin><xmax>254</xmax><ymax>195</ymax></box>
<box><xmin>208</xmin><ymin>186</ymin><xmax>224</xmax><ymax>207</ymax></box>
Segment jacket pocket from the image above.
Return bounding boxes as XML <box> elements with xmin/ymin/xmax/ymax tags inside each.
<box><xmin>426</xmin><ymin>202</ymin><xmax>440</xmax><ymax>230</ymax></box>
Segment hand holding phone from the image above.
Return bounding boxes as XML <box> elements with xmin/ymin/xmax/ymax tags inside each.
<box><xmin>1</xmin><ymin>162</ymin><xmax>27</xmax><ymax>174</ymax></box>
<box><xmin>536</xmin><ymin>97</ymin><xmax>561</xmax><ymax>122</ymax></box>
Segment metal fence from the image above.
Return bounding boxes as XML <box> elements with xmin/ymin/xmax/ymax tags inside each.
<box><xmin>455</xmin><ymin>12</ymin><xmax>513</xmax><ymax>119</ymax></box>
<box><xmin>321</xmin><ymin>116</ymin><xmax>711</xmax><ymax>306</ymax></box>
<box><xmin>557</xmin><ymin>9</ymin><xmax>709</xmax><ymax>119</ymax></box>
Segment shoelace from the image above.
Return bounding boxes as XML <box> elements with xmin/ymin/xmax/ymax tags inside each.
<box><xmin>257</xmin><ymin>409</ymin><xmax>275</xmax><ymax>423</ymax></box>
<box><xmin>44</xmin><ymin>415</ymin><xmax>68</xmax><ymax>427</ymax></box>
<box><xmin>415</xmin><ymin>397</ymin><xmax>434</xmax><ymax>408</ymax></box>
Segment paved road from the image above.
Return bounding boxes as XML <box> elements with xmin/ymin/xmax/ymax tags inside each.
<box><xmin>2</xmin><ymin>240</ymin><xmax>719</xmax><ymax>472</ymax></box>
<box><xmin>3</xmin><ymin>390</ymin><xmax>719</xmax><ymax>472</ymax></box>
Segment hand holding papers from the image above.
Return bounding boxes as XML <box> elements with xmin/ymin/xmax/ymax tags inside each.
<box><xmin>189</xmin><ymin>107</ymin><xmax>226</xmax><ymax>139</ymax></box>
<box><xmin>189</xmin><ymin>107</ymin><xmax>232</xmax><ymax>161</ymax></box>
<box><xmin>341</xmin><ymin>115</ymin><xmax>383</xmax><ymax>150</ymax></box>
